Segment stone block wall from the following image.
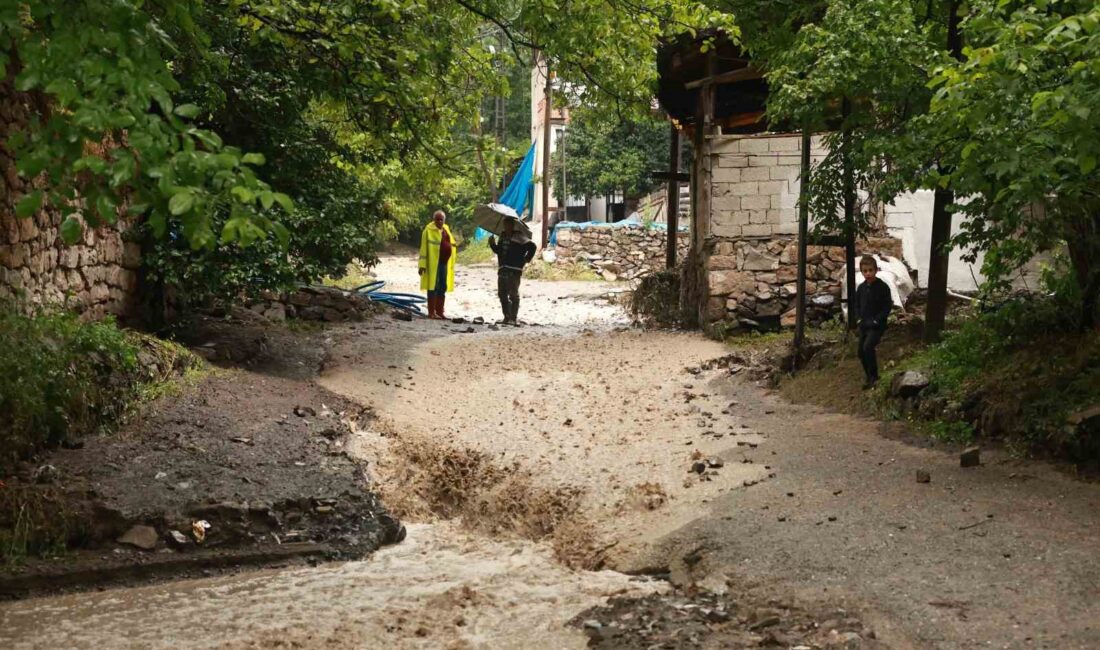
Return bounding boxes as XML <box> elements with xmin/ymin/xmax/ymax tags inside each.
<box><xmin>707</xmin><ymin>133</ymin><xmax>826</xmax><ymax>240</ymax></box>
<box><xmin>704</xmin><ymin>236</ymin><xmax>904</xmax><ymax>326</ymax></box>
<box><xmin>246</xmin><ymin>285</ymin><xmax>378</xmax><ymax>322</ymax></box>
<box><xmin>700</xmin><ymin>132</ymin><xmax>905</xmax><ymax>327</ymax></box>
<box><xmin>553</xmin><ymin>225</ymin><xmax>690</xmax><ymax>280</ymax></box>
<box><xmin>0</xmin><ymin>78</ymin><xmax>140</xmax><ymax>319</ymax></box>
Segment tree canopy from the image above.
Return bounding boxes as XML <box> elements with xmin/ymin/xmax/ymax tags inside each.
<box><xmin>552</xmin><ymin>110</ymin><xmax>670</xmax><ymax>205</ymax></box>
<box><xmin>4</xmin><ymin>0</ymin><xmax>1097</xmax><ymax>326</ymax></box>
<box><xmin>723</xmin><ymin>0</ymin><xmax>1100</xmax><ymax>328</ymax></box>
<box><xmin>2</xmin><ymin>0</ymin><xmax>727</xmax><ymax>303</ymax></box>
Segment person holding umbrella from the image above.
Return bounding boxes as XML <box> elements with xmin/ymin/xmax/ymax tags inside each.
<box><xmin>489</xmin><ymin>217</ymin><xmax>537</xmax><ymax>325</ymax></box>
<box><xmin>419</xmin><ymin>210</ymin><xmax>457</xmax><ymax>319</ymax></box>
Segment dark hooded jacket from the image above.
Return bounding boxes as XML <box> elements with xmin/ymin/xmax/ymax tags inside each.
<box><xmin>855</xmin><ymin>277</ymin><xmax>892</xmax><ymax>331</ymax></box>
<box><xmin>489</xmin><ymin>236</ymin><xmax>537</xmax><ymax>271</ymax></box>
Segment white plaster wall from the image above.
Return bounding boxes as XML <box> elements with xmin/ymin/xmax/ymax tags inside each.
<box><xmin>884</xmin><ymin>192</ymin><xmax>1049</xmax><ymax>292</ymax></box>
<box><xmin>882</xmin><ymin>191</ymin><xmax>972</xmax><ymax>289</ymax></box>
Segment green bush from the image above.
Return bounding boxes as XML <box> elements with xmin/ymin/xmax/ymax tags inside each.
<box><xmin>911</xmin><ymin>262</ymin><xmax>1098</xmax><ymax>458</ymax></box>
<box><xmin>0</xmin><ymin>305</ymin><xmax>138</xmax><ymax>472</ymax></box>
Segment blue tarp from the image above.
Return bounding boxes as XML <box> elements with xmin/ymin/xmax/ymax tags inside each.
<box><xmin>473</xmin><ymin>141</ymin><xmax>537</xmax><ymax>242</ymax></box>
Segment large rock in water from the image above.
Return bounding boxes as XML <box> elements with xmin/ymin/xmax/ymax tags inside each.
<box><xmin>890</xmin><ymin>370</ymin><xmax>930</xmax><ymax>398</ymax></box>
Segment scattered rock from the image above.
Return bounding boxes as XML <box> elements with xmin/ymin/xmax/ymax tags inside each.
<box><xmin>451</xmin><ymin>317</ymin><xmax>467</xmax><ymax>324</ymax></box>
<box><xmin>32</xmin><ymin>464</ymin><xmax>60</xmax><ymax>484</ymax></box>
<box><xmin>706</xmin><ymin>457</ymin><xmax>724</xmax><ymax>469</ymax></box>
<box><xmin>916</xmin><ymin>469</ymin><xmax>931</xmax><ymax>484</ymax></box>
<box><xmin>391</xmin><ymin>309</ymin><xmax>413</xmax><ymax>321</ymax></box>
<box><xmin>166</xmin><ymin>530</ymin><xmax>191</xmax><ymax>549</ymax></box>
<box><xmin>960</xmin><ymin>446</ymin><xmax>981</xmax><ymax>468</ymax></box>
<box><xmin>691</xmin><ymin>461</ymin><xmax>708</xmax><ymax>474</ymax></box>
<box><xmin>890</xmin><ymin>370</ymin><xmax>931</xmax><ymax>398</ymax></box>
<box><xmin>294</xmin><ymin>405</ymin><xmax>316</xmax><ymax>417</ymax></box>
<box><xmin>824</xmin><ymin>631</ymin><xmax>863</xmax><ymax>648</ymax></box>
<box><xmin>117</xmin><ymin>524</ymin><xmax>158</xmax><ymax>550</ymax></box>
<box><xmin>749</xmin><ymin>614</ymin><xmax>781</xmax><ymax>630</ymax></box>
<box><xmin>473</xmin><ymin>316</ymin><xmax>485</xmax><ymax>325</ymax></box>
<box><xmin>761</xmin><ymin>629</ymin><xmax>795</xmax><ymax>646</ymax></box>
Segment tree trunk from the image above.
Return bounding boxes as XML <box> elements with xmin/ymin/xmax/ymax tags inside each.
<box><xmin>925</xmin><ymin>0</ymin><xmax>963</xmax><ymax>343</ymax></box>
<box><xmin>924</xmin><ymin>186</ymin><xmax>953</xmax><ymax>342</ymax></box>
<box><xmin>1067</xmin><ymin>213</ymin><xmax>1100</xmax><ymax>330</ymax></box>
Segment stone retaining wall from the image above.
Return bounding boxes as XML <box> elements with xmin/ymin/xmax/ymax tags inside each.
<box><xmin>247</xmin><ymin>285</ymin><xmax>379</xmax><ymax>322</ymax></box>
<box><xmin>704</xmin><ymin>236</ymin><xmax>904</xmax><ymax>326</ymax></box>
<box><xmin>554</xmin><ymin>225</ymin><xmax>689</xmax><ymax>280</ymax></box>
<box><xmin>0</xmin><ymin>78</ymin><xmax>140</xmax><ymax>319</ymax></box>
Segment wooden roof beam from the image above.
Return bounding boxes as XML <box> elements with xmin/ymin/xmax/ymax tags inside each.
<box><xmin>684</xmin><ymin>65</ymin><xmax>765</xmax><ymax>90</ymax></box>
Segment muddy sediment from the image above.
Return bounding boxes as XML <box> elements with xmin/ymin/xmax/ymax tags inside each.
<box><xmin>1</xmin><ymin>324</ymin><xmax>403</xmax><ymax>598</ymax></box>
<box><xmin>4</xmin><ymin>254</ymin><xmax>1098</xmax><ymax>648</ymax></box>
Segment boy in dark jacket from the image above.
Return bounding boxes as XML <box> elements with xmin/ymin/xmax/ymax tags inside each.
<box><xmin>854</xmin><ymin>255</ymin><xmax>892</xmax><ymax>389</ymax></box>
<box><xmin>488</xmin><ymin>218</ymin><xmax>537</xmax><ymax>325</ymax></box>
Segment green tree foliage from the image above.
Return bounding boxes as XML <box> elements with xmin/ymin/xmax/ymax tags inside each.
<box><xmin>552</xmin><ymin>110</ymin><xmax>670</xmax><ymax>204</ymax></box>
<box><xmin>725</xmin><ymin>0</ymin><xmax>1098</xmax><ymax>327</ymax></box>
<box><xmin>731</xmin><ymin>0</ymin><xmax>949</xmax><ymax>234</ymax></box>
<box><xmin>141</xmin><ymin>5</ymin><xmax>395</xmax><ymax>303</ymax></box>
<box><xmin>4</xmin><ymin>0</ymin><xmax>730</xmax><ymax>306</ymax></box>
<box><xmin>0</xmin><ymin>1</ymin><xmax>291</xmax><ymax>251</ymax></box>
<box><xmin>926</xmin><ymin>0</ymin><xmax>1100</xmax><ymax>327</ymax></box>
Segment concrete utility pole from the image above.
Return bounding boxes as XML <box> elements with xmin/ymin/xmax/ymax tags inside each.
<box><xmin>794</xmin><ymin>127</ymin><xmax>812</xmax><ymax>361</ymax></box>
<box><xmin>842</xmin><ymin>97</ymin><xmax>858</xmax><ymax>331</ymax></box>
<box><xmin>561</xmin><ymin>126</ymin><xmax>567</xmax><ymax>220</ymax></box>
<box><xmin>540</xmin><ymin>54</ymin><xmax>552</xmax><ymax>249</ymax></box>
<box><xmin>666</xmin><ymin>124</ymin><xmax>681</xmax><ymax>269</ymax></box>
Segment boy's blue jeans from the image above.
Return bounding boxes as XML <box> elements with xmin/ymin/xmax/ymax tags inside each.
<box><xmin>858</xmin><ymin>327</ymin><xmax>884</xmax><ymax>382</ymax></box>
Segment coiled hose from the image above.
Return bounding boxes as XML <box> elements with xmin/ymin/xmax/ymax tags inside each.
<box><xmin>351</xmin><ymin>280</ymin><xmax>426</xmax><ymax>316</ymax></box>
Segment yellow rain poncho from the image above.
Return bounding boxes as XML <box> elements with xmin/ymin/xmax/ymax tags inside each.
<box><xmin>419</xmin><ymin>222</ymin><xmax>456</xmax><ymax>292</ymax></box>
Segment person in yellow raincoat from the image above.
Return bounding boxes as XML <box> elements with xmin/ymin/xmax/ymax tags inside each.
<box><xmin>419</xmin><ymin>210</ymin><xmax>457</xmax><ymax>319</ymax></box>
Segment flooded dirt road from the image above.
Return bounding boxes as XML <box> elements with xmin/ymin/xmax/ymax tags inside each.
<box><xmin>2</xmin><ymin>253</ymin><xmax>1098</xmax><ymax>648</ymax></box>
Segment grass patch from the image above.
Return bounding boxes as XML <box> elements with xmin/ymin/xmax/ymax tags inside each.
<box><xmin>767</xmin><ymin>279</ymin><xmax>1098</xmax><ymax>467</ymax></box>
<box><xmin>322</xmin><ymin>260</ymin><xmax>376</xmax><ymax>291</ymax></box>
<box><xmin>0</xmin><ymin>486</ymin><xmax>75</xmax><ymax>567</ymax></box>
<box><xmin>523</xmin><ymin>260</ymin><xmax>601</xmax><ymax>282</ymax></box>
<box><xmin>0</xmin><ymin>305</ymin><xmax>200</xmax><ymax>563</ymax></box>
<box><xmin>0</xmin><ymin>302</ymin><xmax>199</xmax><ymax>474</ymax></box>
<box><xmin>457</xmin><ymin>239</ymin><xmax>495</xmax><ymax>265</ymax></box>
<box><xmin>0</xmin><ymin>304</ymin><xmax>138</xmax><ymax>472</ymax></box>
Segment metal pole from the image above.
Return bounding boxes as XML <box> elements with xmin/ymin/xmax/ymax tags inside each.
<box><xmin>561</xmin><ymin>125</ymin><xmax>567</xmax><ymax>221</ymax></box>
<box><xmin>842</xmin><ymin>97</ymin><xmax>858</xmax><ymax>331</ymax></box>
<box><xmin>540</xmin><ymin>54</ymin><xmax>552</xmax><ymax>249</ymax></box>
<box><xmin>666</xmin><ymin>124</ymin><xmax>681</xmax><ymax>269</ymax></box>
<box><xmin>794</xmin><ymin>128</ymin><xmax>811</xmax><ymax>362</ymax></box>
